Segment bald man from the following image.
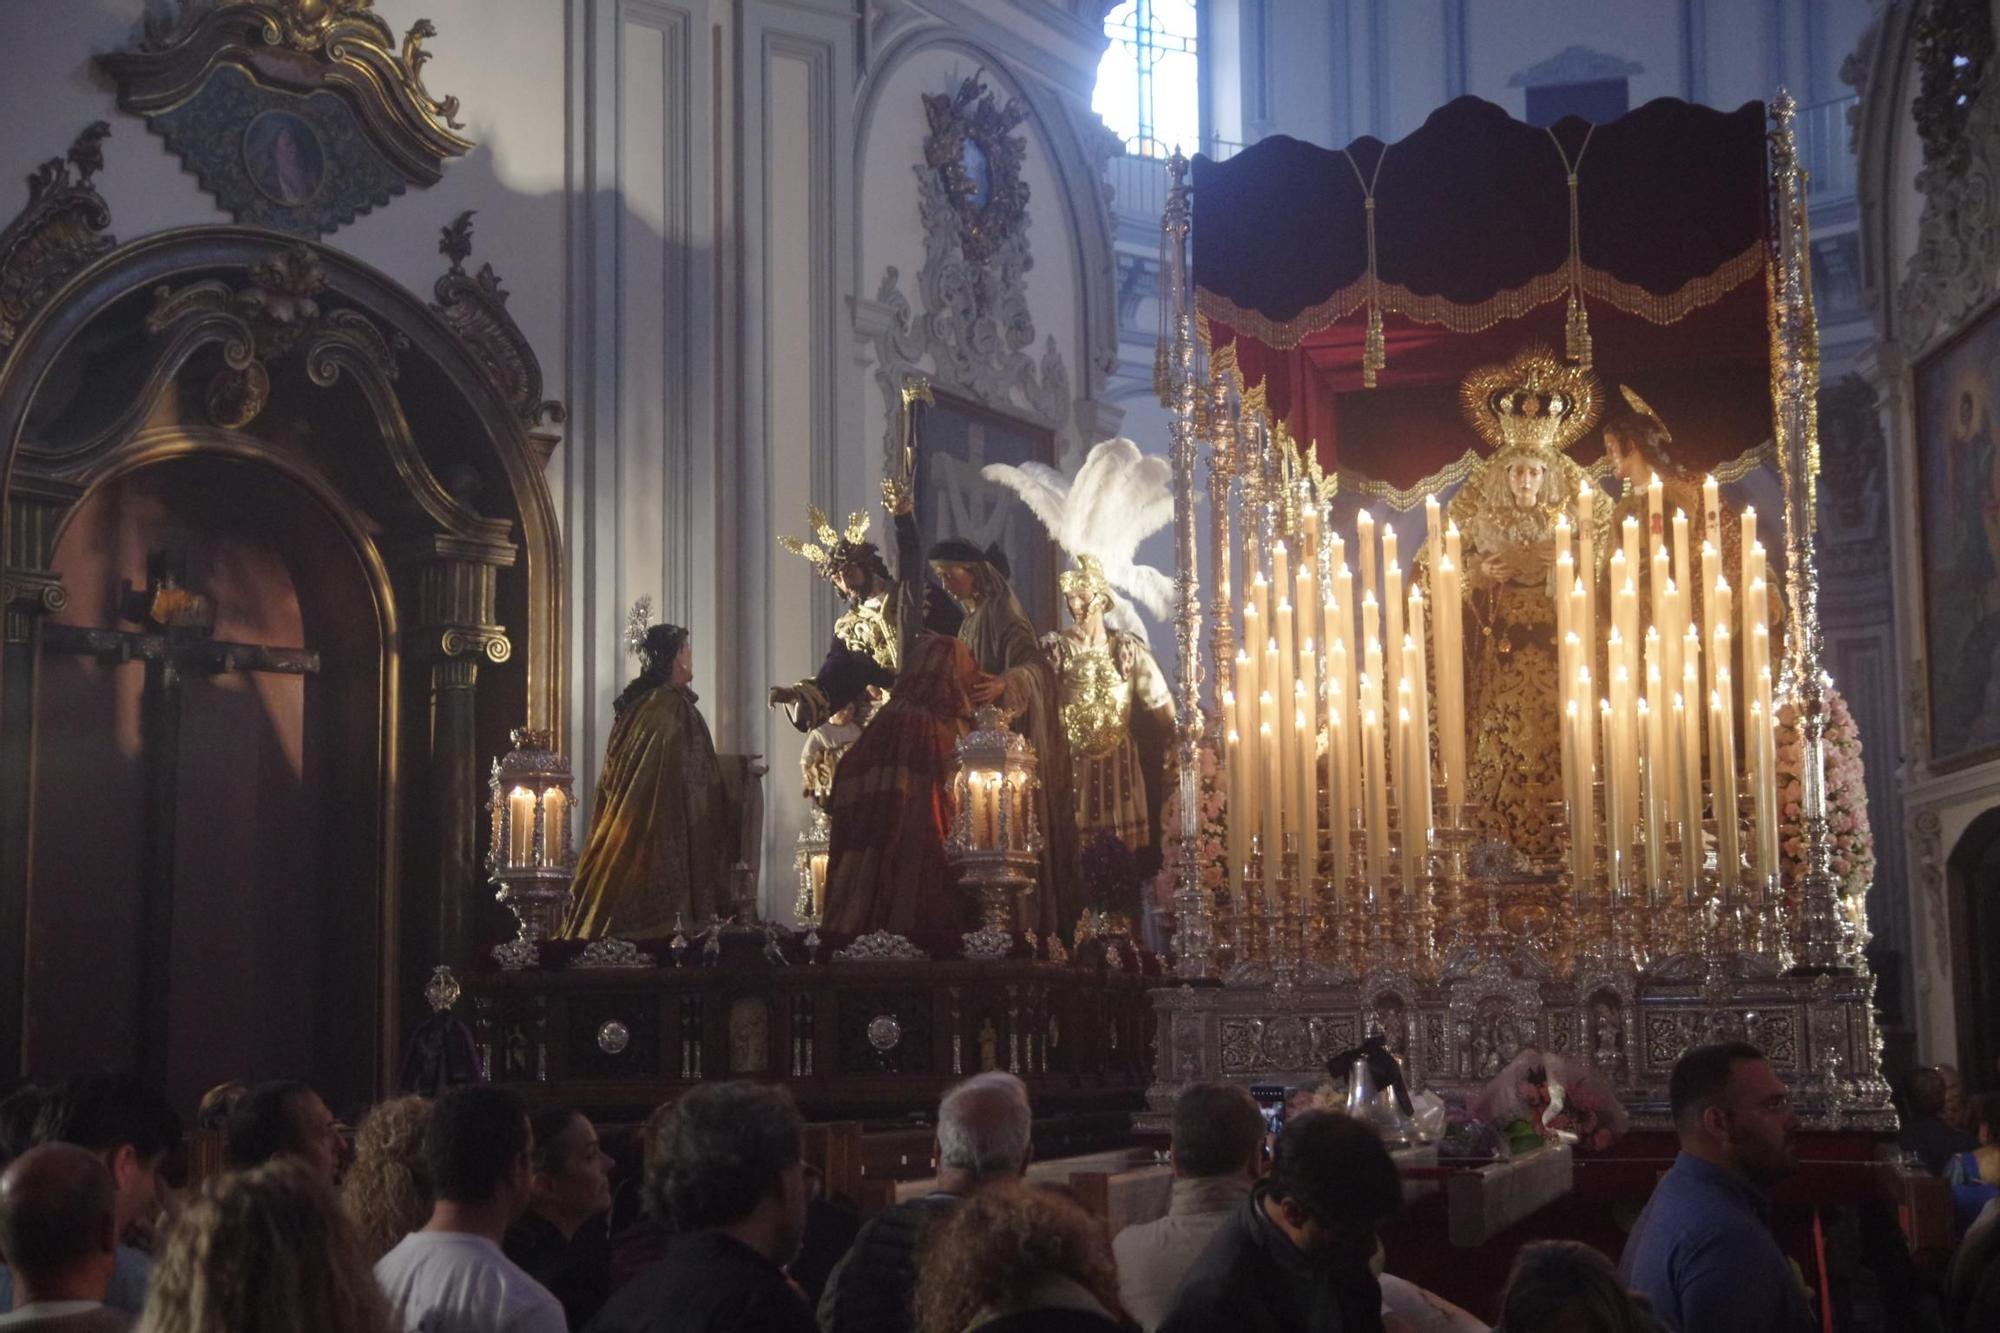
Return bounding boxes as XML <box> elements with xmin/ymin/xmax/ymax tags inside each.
<box><xmin>0</xmin><ymin>1143</ymin><xmax>129</xmax><ymax>1330</ymax></box>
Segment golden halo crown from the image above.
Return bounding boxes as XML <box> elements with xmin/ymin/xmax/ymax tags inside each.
<box><xmin>1460</xmin><ymin>344</ymin><xmax>1602</xmax><ymax>454</ymax></box>
<box><xmin>778</xmin><ymin>504</ymin><xmax>874</xmax><ymax>580</ymax></box>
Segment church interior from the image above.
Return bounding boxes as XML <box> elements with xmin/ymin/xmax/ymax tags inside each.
<box><xmin>5</xmin><ymin>1</ymin><xmax>2000</xmax><ymax>1330</ymax></box>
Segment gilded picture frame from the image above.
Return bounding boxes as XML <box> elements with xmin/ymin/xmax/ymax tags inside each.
<box><xmin>1914</xmin><ymin>294</ymin><xmax>2000</xmax><ymax>770</ymax></box>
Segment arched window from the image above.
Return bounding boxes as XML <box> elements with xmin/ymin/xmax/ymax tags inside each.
<box><xmin>1093</xmin><ymin>0</ymin><xmax>1200</xmax><ymax>159</ymax></box>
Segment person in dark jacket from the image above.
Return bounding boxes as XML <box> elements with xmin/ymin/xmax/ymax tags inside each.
<box><xmin>585</xmin><ymin>1082</ymin><xmax>814</xmax><ymax>1333</ymax></box>
<box><xmin>1158</xmin><ymin>1111</ymin><xmax>1402</xmax><ymax>1333</ymax></box>
<box><xmin>505</xmin><ymin>1107</ymin><xmax>614</xmax><ymax>1330</ymax></box>
<box><xmin>1900</xmin><ymin>1066</ymin><xmax>1976</xmax><ymax>1176</ymax></box>
<box><xmin>818</xmin><ymin>1072</ymin><xmax>1034</xmax><ymax>1333</ymax></box>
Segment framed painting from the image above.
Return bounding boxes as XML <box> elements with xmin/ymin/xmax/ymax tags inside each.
<box><xmin>1915</xmin><ymin>299</ymin><xmax>2000</xmax><ymax>769</ymax></box>
<box><xmin>914</xmin><ymin>390</ymin><xmax>1061</xmax><ymax>633</ymax></box>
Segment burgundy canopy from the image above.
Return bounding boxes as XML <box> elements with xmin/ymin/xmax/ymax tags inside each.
<box><xmin>1193</xmin><ymin>96</ymin><xmax>1775</xmax><ymax>500</ymax></box>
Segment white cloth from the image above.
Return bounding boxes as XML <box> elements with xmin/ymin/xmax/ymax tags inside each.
<box><xmin>1112</xmin><ymin>1174</ymin><xmax>1252</xmax><ymax>1332</ymax></box>
<box><xmin>1380</xmin><ymin>1274</ymin><xmax>1488</xmax><ymax>1333</ymax></box>
<box><xmin>375</xmin><ymin>1231</ymin><xmax>566</xmax><ymax>1333</ymax></box>
<box><xmin>0</xmin><ymin>1302</ymin><xmax>105</xmax><ymax>1325</ymax></box>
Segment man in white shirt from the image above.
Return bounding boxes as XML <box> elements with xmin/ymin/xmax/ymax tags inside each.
<box><xmin>1113</xmin><ymin>1083</ymin><xmax>1267</xmax><ymax>1331</ymax></box>
<box><xmin>0</xmin><ymin>1143</ymin><xmax>129</xmax><ymax>1332</ymax></box>
<box><xmin>375</xmin><ymin>1085</ymin><xmax>566</xmax><ymax>1333</ymax></box>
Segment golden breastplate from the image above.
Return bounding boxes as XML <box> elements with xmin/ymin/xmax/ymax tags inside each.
<box><xmin>834</xmin><ymin>599</ymin><xmax>897</xmax><ymax>671</ymax></box>
<box><xmin>1062</xmin><ymin>647</ymin><xmax>1130</xmax><ymax>759</ymax></box>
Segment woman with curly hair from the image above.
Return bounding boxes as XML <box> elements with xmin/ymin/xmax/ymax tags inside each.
<box><xmin>914</xmin><ymin>1183</ymin><xmax>1129</xmax><ymax>1333</ymax></box>
<box><xmin>339</xmin><ymin>1095</ymin><xmax>433</xmax><ymax>1264</ymax></box>
<box><xmin>138</xmin><ymin>1159</ymin><xmax>391</xmax><ymax>1333</ymax></box>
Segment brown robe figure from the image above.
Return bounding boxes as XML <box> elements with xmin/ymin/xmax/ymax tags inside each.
<box><xmin>562</xmin><ymin>625</ymin><xmax>735</xmax><ymax>938</ymax></box>
<box><xmin>823</xmin><ymin>634</ymin><xmax>981</xmax><ymax>937</ymax></box>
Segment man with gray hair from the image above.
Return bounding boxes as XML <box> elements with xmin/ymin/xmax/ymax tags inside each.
<box><xmin>818</xmin><ymin>1072</ymin><xmax>1032</xmax><ymax>1333</ymax></box>
<box><xmin>0</xmin><ymin>1143</ymin><xmax>129</xmax><ymax>1331</ymax></box>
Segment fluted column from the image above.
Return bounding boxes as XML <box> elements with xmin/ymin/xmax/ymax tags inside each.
<box><xmin>411</xmin><ymin>542</ymin><xmax>515</xmax><ymax>969</ymax></box>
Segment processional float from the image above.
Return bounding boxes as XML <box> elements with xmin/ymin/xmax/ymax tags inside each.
<box><xmin>1150</xmin><ymin>94</ymin><xmax>1892</xmax><ymax>1127</ymax></box>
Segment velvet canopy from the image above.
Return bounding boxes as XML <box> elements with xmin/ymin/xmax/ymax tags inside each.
<box><xmin>1193</xmin><ymin>96</ymin><xmax>1776</xmax><ymax>503</ymax></box>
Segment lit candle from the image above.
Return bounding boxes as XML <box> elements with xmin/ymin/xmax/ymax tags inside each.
<box><xmin>1398</xmin><ymin>695</ymin><xmax>1420</xmax><ymax>889</ymax></box>
<box><xmin>1357</xmin><ymin>509</ymin><xmax>1378</xmax><ymax>606</ymax></box>
<box><xmin>508</xmin><ymin>785</ymin><xmax>536</xmax><ymax>865</ymax></box>
<box><xmin>1602</xmin><ymin>697</ymin><xmax>1624</xmax><ymax>899</ymax></box>
<box><xmin>1672</xmin><ymin>506</ymin><xmax>1692</xmax><ymax>585</ymax></box>
<box><xmin>1362</xmin><ymin>706</ymin><xmax>1388</xmax><ymax>888</ymax></box>
<box><xmin>1702</xmin><ymin>473</ymin><xmax>1722</xmax><ymax>572</ymax></box>
<box><xmin>542</xmin><ymin>788</ymin><xmax>569</xmax><ymax>865</ymax></box>
<box><xmin>1276</xmin><ymin>597</ymin><xmax>1299</xmax><ymax>843</ymax></box>
<box><xmin>1621</xmin><ymin>513</ymin><xmax>1641</xmax><ymax>586</ymax></box>
<box><xmin>1577</xmin><ymin>481</ymin><xmax>1597</xmax><ymax>648</ymax></box>
<box><xmin>1327</xmin><ymin>686</ymin><xmax>1349</xmax><ymax>892</ymax></box>
<box><xmin>1296</xmin><ymin>684</ymin><xmax>1318</xmax><ymax>890</ymax></box>
<box><xmin>1647</xmin><ymin>471</ymin><xmax>1665</xmax><ymax>546</ymax></box>
<box><xmin>1673</xmin><ymin>690</ymin><xmax>1700</xmax><ymax>896</ymax></box>
<box><xmin>1711</xmin><ymin>677</ymin><xmax>1740</xmax><ymax>891</ymax></box>
<box><xmin>1241</xmin><ymin>593</ymin><xmax>1265</xmax><ymax>739</ymax></box>
<box><xmin>1448</xmin><ymin>520</ymin><xmax>1464</xmax><ymax>808</ymax></box>
<box><xmin>1564</xmin><ymin>698</ymin><xmax>1584</xmax><ymax>890</ymax></box>
<box><xmin>1330</xmin><ymin>629</ymin><xmax>1356</xmax><ymax>836</ymax></box>
<box><xmin>1260</xmin><ymin>709</ymin><xmax>1282</xmax><ymax>900</ymax></box>
<box><xmin>1573</xmin><ymin>686</ymin><xmax>1596</xmax><ymax>896</ymax></box>
<box><xmin>1712</xmin><ymin>576</ymin><xmax>1734</xmax><ymax>709</ymax></box>
<box><xmin>1384</xmin><ymin>550</ymin><xmax>1404</xmax><ymax>789</ymax></box>
<box><xmin>1406</xmin><ymin>590</ymin><xmax>1433</xmax><ymax>865</ymax></box>
<box><xmin>1641</xmin><ymin>671</ymin><xmax>1665</xmax><ymax>896</ymax></box>
<box><xmin>1681</xmin><ymin>640</ymin><xmax>1705</xmax><ymax>894</ymax></box>
<box><xmin>1436</xmin><ymin>550</ymin><xmax>1465</xmax><ymax>817</ymax></box>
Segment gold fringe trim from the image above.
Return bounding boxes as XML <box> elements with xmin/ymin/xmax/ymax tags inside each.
<box><xmin>1195</xmin><ymin>243</ymin><xmax>1766</xmax><ymax>351</ymax></box>
<box><xmin>1198</xmin><ymin>313</ymin><xmax>1780</xmax><ymax>512</ymax></box>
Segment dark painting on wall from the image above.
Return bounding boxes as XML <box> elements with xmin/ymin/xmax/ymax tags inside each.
<box><xmin>915</xmin><ymin>391</ymin><xmax>1060</xmax><ymax>634</ymax></box>
<box><xmin>1916</xmin><ymin>301</ymin><xmax>2000</xmax><ymax>768</ymax></box>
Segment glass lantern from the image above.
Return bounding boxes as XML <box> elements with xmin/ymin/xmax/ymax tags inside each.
<box><xmin>794</xmin><ymin>805</ymin><xmax>831</xmax><ymax>929</ymax></box>
<box><xmin>487</xmin><ymin>727</ymin><xmax>578</xmax><ymax>966</ymax></box>
<box><xmin>945</xmin><ymin>705</ymin><xmax>1043</xmax><ymax>944</ymax></box>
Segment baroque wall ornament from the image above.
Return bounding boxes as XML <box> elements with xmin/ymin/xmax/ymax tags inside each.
<box><xmin>859</xmin><ymin>72</ymin><xmax>1073</xmax><ymax>473</ymax></box>
<box><xmin>429</xmin><ymin>211</ymin><xmax>566</xmax><ymax>442</ymax></box>
<box><xmin>0</xmin><ymin>124</ymin><xmax>116</xmax><ymax>359</ymax></box>
<box><xmin>144</xmin><ymin>243</ymin><xmax>406</xmax><ymax>428</ymax></box>
<box><xmin>1911</xmin><ymin>0</ymin><xmax>1995</xmax><ymax>174</ymax></box>
<box><xmin>1896</xmin><ymin>55</ymin><xmax>2000</xmax><ymax>351</ymax></box>
<box><xmin>100</xmin><ymin>1</ymin><xmax>472</xmax><ymax>238</ymax></box>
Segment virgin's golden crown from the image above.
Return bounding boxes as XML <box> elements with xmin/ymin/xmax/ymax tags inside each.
<box><xmin>1459</xmin><ymin>345</ymin><xmax>1601</xmax><ymax>453</ymax></box>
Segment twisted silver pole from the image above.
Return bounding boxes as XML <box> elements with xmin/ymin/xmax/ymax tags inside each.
<box><xmin>1768</xmin><ymin>91</ymin><xmax>1844</xmax><ymax>973</ymax></box>
<box><xmin>1164</xmin><ymin>148</ymin><xmax>1213</xmax><ymax>980</ymax></box>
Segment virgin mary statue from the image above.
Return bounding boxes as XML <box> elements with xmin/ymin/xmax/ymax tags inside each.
<box><xmin>927</xmin><ymin>538</ymin><xmax>1084</xmax><ymax>936</ymax></box>
<box><xmin>1443</xmin><ymin>347</ymin><xmax>1608</xmax><ymax>860</ymax></box>
<box><xmin>562</xmin><ymin>624</ymin><xmax>736</xmax><ymax>938</ymax></box>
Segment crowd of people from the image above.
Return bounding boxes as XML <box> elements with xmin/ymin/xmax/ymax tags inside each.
<box><xmin>0</xmin><ymin>1043</ymin><xmax>1995</xmax><ymax>1332</ymax></box>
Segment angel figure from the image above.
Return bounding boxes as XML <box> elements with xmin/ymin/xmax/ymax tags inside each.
<box><xmin>982</xmin><ymin>438</ymin><xmax>1179</xmax><ymax>871</ymax></box>
<box><xmin>1041</xmin><ymin>556</ymin><xmax>1176</xmax><ymax>871</ymax></box>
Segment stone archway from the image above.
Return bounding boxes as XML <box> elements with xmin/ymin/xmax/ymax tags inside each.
<box><xmin>0</xmin><ymin>170</ymin><xmax>565</xmax><ymax>1100</ymax></box>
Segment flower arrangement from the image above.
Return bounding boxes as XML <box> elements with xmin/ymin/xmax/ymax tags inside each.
<box><xmin>1774</xmin><ymin>684</ymin><xmax>1875</xmax><ymax>929</ymax></box>
<box><xmin>1471</xmin><ymin>1049</ymin><xmax>1629</xmax><ymax>1154</ymax></box>
<box><xmin>1159</xmin><ymin>737</ymin><xmax>1226</xmax><ymax>910</ymax></box>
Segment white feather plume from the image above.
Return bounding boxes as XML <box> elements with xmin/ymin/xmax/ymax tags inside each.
<box><xmin>982</xmin><ymin>438</ymin><xmax>1176</xmax><ymax>640</ymax></box>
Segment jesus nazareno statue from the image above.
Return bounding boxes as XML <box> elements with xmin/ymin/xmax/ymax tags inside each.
<box><xmin>561</xmin><ymin>624</ymin><xmax>736</xmax><ymax>939</ymax></box>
